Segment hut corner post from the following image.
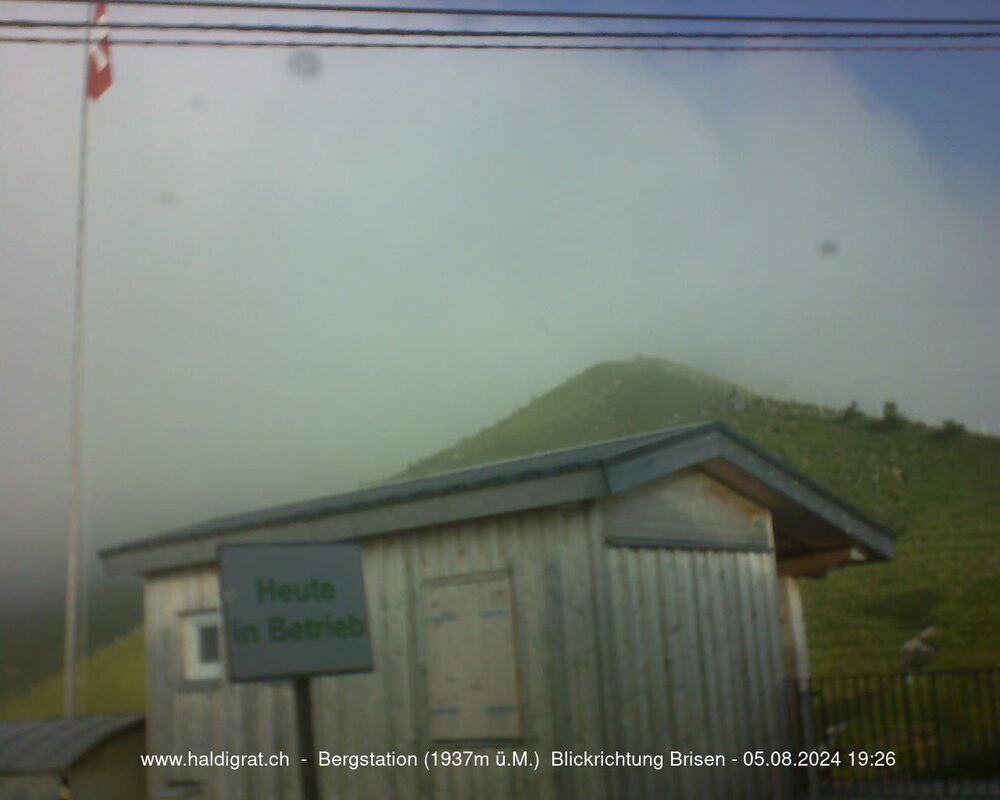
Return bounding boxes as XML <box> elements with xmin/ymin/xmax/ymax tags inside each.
<box><xmin>778</xmin><ymin>576</ymin><xmax>820</xmax><ymax>800</ymax></box>
<box><xmin>294</xmin><ymin>677</ymin><xmax>319</xmax><ymax>800</ymax></box>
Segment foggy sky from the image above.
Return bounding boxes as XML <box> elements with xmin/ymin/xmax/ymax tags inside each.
<box><xmin>2</xmin><ymin>21</ymin><xmax>998</xmax><ymax>631</ymax></box>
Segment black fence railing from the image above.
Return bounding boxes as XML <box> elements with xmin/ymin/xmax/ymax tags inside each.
<box><xmin>793</xmin><ymin>669</ymin><xmax>1000</xmax><ymax>798</ymax></box>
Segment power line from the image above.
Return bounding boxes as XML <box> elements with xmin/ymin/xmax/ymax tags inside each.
<box><xmin>5</xmin><ymin>19</ymin><xmax>1000</xmax><ymax>39</ymax></box>
<box><xmin>5</xmin><ymin>0</ymin><xmax>1000</xmax><ymax>27</ymax></box>
<box><xmin>3</xmin><ymin>34</ymin><xmax>999</xmax><ymax>51</ymax></box>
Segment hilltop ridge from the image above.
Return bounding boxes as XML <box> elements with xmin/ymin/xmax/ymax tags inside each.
<box><xmin>396</xmin><ymin>358</ymin><xmax>746</xmax><ymax>479</ymax></box>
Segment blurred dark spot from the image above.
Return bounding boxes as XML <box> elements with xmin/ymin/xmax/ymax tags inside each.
<box><xmin>190</xmin><ymin>96</ymin><xmax>206</xmax><ymax>112</ymax></box>
<box><xmin>818</xmin><ymin>238</ymin><xmax>839</xmax><ymax>257</ymax></box>
<box><xmin>287</xmin><ymin>49</ymin><xmax>322</xmax><ymax>79</ymax></box>
<box><xmin>158</xmin><ymin>191</ymin><xmax>178</xmax><ymax>207</ymax></box>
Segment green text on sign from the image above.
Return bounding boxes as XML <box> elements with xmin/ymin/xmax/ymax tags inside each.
<box><xmin>219</xmin><ymin>544</ymin><xmax>373</xmax><ymax>681</ymax></box>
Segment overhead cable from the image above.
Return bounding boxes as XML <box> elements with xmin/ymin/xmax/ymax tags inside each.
<box><xmin>5</xmin><ymin>0</ymin><xmax>1000</xmax><ymax>27</ymax></box>
<box><xmin>3</xmin><ymin>34</ymin><xmax>998</xmax><ymax>52</ymax></box>
<box><xmin>4</xmin><ymin>19</ymin><xmax>1000</xmax><ymax>39</ymax></box>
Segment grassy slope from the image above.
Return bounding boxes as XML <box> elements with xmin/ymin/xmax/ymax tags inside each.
<box><xmin>0</xmin><ymin>627</ymin><xmax>145</xmax><ymax>719</ymax></box>
<box><xmin>3</xmin><ymin>357</ymin><xmax>996</xmax><ymax>718</ymax></box>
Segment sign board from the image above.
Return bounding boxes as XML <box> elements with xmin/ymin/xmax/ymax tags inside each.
<box><xmin>218</xmin><ymin>543</ymin><xmax>373</xmax><ymax>681</ymax></box>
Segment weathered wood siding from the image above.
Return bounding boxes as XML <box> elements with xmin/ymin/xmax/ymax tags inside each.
<box><xmin>598</xmin><ymin>542</ymin><xmax>791</xmax><ymax>799</ymax></box>
<box><xmin>603</xmin><ymin>469</ymin><xmax>773</xmax><ymax>550</ymax></box>
<box><xmin>144</xmin><ymin>567</ymin><xmax>300</xmax><ymax>800</ymax></box>
<box><xmin>143</xmin><ymin>468</ymin><xmax>791</xmax><ymax>800</ymax></box>
<box><xmin>597</xmin><ymin>470</ymin><xmax>791</xmax><ymax>800</ymax></box>
<box><xmin>310</xmin><ymin>503</ymin><xmax>606</xmax><ymax>800</ymax></box>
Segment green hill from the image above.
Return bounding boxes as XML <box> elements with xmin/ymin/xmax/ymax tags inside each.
<box><xmin>3</xmin><ymin>357</ymin><xmax>997</xmax><ymax>718</ymax></box>
<box><xmin>0</xmin><ymin>627</ymin><xmax>145</xmax><ymax>719</ymax></box>
<box><xmin>399</xmin><ymin>358</ymin><xmax>998</xmax><ymax>674</ymax></box>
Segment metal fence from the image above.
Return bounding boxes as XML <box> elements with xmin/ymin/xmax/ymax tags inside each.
<box><xmin>794</xmin><ymin>669</ymin><xmax>1000</xmax><ymax>798</ymax></box>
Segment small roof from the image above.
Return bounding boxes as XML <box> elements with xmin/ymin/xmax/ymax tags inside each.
<box><xmin>101</xmin><ymin>421</ymin><xmax>896</xmax><ymax>575</ymax></box>
<box><xmin>0</xmin><ymin>714</ymin><xmax>143</xmax><ymax>773</ymax></box>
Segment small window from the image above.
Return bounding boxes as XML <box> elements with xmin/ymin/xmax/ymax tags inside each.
<box><xmin>422</xmin><ymin>570</ymin><xmax>521</xmax><ymax>741</ymax></box>
<box><xmin>199</xmin><ymin>624</ymin><xmax>220</xmax><ymax>664</ymax></box>
<box><xmin>181</xmin><ymin>610</ymin><xmax>222</xmax><ymax>682</ymax></box>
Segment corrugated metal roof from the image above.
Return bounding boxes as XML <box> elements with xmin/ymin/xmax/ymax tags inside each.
<box><xmin>0</xmin><ymin>714</ymin><xmax>143</xmax><ymax>773</ymax></box>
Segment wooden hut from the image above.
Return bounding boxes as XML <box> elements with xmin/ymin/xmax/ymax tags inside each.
<box><xmin>101</xmin><ymin>422</ymin><xmax>895</xmax><ymax>800</ymax></box>
<box><xmin>0</xmin><ymin>714</ymin><xmax>145</xmax><ymax>800</ymax></box>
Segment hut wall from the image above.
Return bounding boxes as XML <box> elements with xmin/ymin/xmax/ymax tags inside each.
<box><xmin>309</xmin><ymin>502</ymin><xmax>605</xmax><ymax>800</ymax></box>
<box><xmin>144</xmin><ymin>470</ymin><xmax>792</xmax><ymax>800</ymax></box>
<box><xmin>597</xmin><ymin>543</ymin><xmax>791</xmax><ymax>799</ymax></box>
<box><xmin>597</xmin><ymin>470</ymin><xmax>792</xmax><ymax>800</ymax></box>
<box><xmin>70</xmin><ymin>731</ymin><xmax>147</xmax><ymax>800</ymax></box>
<box><xmin>144</xmin><ymin>567</ymin><xmax>301</xmax><ymax>800</ymax></box>
<box><xmin>0</xmin><ymin>775</ymin><xmax>60</xmax><ymax>800</ymax></box>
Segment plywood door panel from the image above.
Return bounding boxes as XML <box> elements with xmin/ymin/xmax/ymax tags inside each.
<box><xmin>423</xmin><ymin>572</ymin><xmax>520</xmax><ymax>741</ymax></box>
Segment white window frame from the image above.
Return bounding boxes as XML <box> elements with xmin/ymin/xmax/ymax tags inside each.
<box><xmin>180</xmin><ymin>609</ymin><xmax>223</xmax><ymax>682</ymax></box>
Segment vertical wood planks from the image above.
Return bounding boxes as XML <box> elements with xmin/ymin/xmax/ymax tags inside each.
<box><xmin>597</xmin><ymin>541</ymin><xmax>792</xmax><ymax>800</ymax></box>
<box><xmin>733</xmin><ymin>551</ymin><xmax>768</xmax><ymax>800</ymax></box>
<box><xmin>141</xmin><ymin>485</ymin><xmax>799</xmax><ymax>800</ymax></box>
<box><xmin>559</xmin><ymin>506</ymin><xmax>604</xmax><ymax>800</ymax></box>
<box><xmin>760</xmin><ymin>552</ymin><xmax>793</xmax><ymax>799</ymax></box>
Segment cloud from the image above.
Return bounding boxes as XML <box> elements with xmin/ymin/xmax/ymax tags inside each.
<box><xmin>1</xmin><ymin>46</ymin><xmax>997</xmax><ymax>604</ymax></box>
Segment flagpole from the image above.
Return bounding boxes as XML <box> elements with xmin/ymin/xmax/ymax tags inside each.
<box><xmin>63</xmin><ymin>5</ymin><xmax>93</xmax><ymax>719</ymax></box>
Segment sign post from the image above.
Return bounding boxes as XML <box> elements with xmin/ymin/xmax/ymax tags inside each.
<box><xmin>219</xmin><ymin>543</ymin><xmax>374</xmax><ymax>800</ymax></box>
<box><xmin>293</xmin><ymin>677</ymin><xmax>320</xmax><ymax>800</ymax></box>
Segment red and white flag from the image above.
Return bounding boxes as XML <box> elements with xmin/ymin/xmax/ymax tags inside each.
<box><xmin>86</xmin><ymin>3</ymin><xmax>112</xmax><ymax>100</ymax></box>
